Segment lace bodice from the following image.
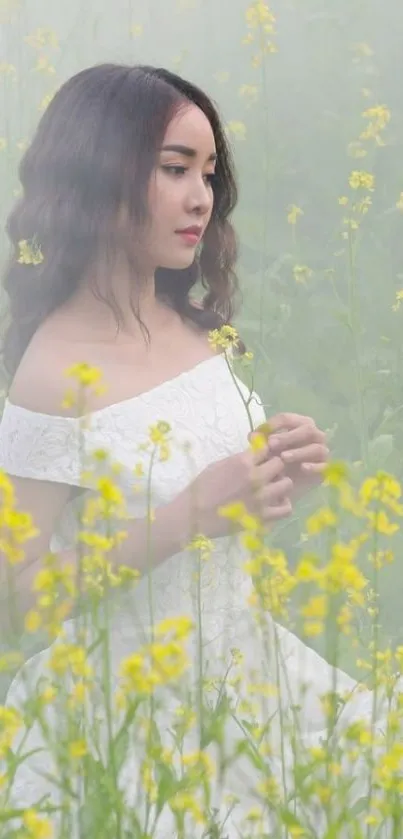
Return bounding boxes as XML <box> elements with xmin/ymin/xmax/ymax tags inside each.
<box><xmin>0</xmin><ymin>353</ymin><xmax>266</xmax><ymax>544</ymax></box>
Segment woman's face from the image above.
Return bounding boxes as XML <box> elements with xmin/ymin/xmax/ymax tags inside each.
<box><xmin>146</xmin><ymin>103</ymin><xmax>217</xmax><ymax>270</ymax></box>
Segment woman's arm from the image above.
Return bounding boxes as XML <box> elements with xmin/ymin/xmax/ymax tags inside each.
<box><xmin>0</xmin><ymin>475</ymin><xmax>198</xmax><ymax>633</ymax></box>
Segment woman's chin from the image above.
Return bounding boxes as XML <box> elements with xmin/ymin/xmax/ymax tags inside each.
<box><xmin>159</xmin><ymin>252</ymin><xmax>197</xmax><ymax>271</ymax></box>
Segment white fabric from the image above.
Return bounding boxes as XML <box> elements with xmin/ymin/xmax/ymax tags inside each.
<box><xmin>0</xmin><ymin>353</ymin><xmax>399</xmax><ymax>836</ymax></box>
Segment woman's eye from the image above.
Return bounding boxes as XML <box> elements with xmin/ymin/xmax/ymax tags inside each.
<box><xmin>163</xmin><ymin>165</ymin><xmax>186</xmax><ymax>176</ymax></box>
<box><xmin>162</xmin><ymin>166</ymin><xmax>216</xmax><ymax>184</ymax></box>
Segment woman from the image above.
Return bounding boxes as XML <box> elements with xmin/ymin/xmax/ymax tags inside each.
<box><xmin>0</xmin><ymin>64</ymin><xmax>391</xmax><ymax>836</ymax></box>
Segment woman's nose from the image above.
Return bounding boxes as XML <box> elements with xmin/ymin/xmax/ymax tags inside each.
<box><xmin>187</xmin><ymin>179</ymin><xmax>212</xmax><ymax>214</ymax></box>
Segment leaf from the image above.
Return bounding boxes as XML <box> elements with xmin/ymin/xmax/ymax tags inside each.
<box><xmin>347</xmin><ymin>794</ymin><xmax>371</xmax><ymax>820</ymax></box>
<box><xmin>278</xmin><ymin>806</ymin><xmax>306</xmax><ymax>832</ymax></box>
<box><xmin>156</xmin><ymin>761</ymin><xmax>179</xmax><ymax>812</ymax></box>
<box><xmin>367</xmin><ymin>433</ymin><xmax>394</xmax><ymax>469</ymax></box>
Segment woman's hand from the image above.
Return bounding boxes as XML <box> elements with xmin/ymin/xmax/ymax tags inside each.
<box><xmin>253</xmin><ymin>413</ymin><xmax>329</xmax><ymax>502</ymax></box>
<box><xmin>184</xmin><ymin>444</ymin><xmax>294</xmax><ymax>540</ymax></box>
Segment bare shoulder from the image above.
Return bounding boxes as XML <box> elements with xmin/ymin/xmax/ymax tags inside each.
<box><xmin>8</xmin><ymin>320</ymin><xmax>84</xmax><ymax>417</ymax></box>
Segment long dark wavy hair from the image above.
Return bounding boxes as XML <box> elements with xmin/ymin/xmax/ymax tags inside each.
<box><xmin>1</xmin><ymin>63</ymin><xmax>242</xmax><ymax>380</ymax></box>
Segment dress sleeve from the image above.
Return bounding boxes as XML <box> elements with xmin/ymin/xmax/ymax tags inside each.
<box><xmin>0</xmin><ymin>400</ymin><xmax>84</xmax><ymax>486</ymax></box>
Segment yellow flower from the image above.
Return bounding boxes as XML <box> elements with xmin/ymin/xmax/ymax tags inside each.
<box><xmin>173</xmin><ymin>705</ymin><xmax>197</xmax><ymax>736</ymax></box>
<box><xmin>239</xmin><ymin>84</ymin><xmax>259</xmax><ymax>104</ymax></box>
<box><xmin>295</xmin><ymin>552</ymin><xmax>321</xmax><ymax>583</ymax></box>
<box><xmin>24</xmin><ymin>27</ymin><xmax>59</xmax><ymax>50</ymax></box>
<box><xmin>337</xmin><ymin>604</ymin><xmax>353</xmax><ymax>634</ymax></box>
<box><xmin>366</xmin><ymin>509</ymin><xmax>399</xmax><ymax>535</ymax></box>
<box><xmin>359</xmin><ymin>472</ymin><xmax>402</xmax><ymax>505</ymax></box>
<box><xmin>208</xmin><ymin>323</ymin><xmax>240</xmax><ymax>352</ymax></box>
<box><xmin>342</xmin><ymin>218</ymin><xmax>359</xmax><ymax>237</ymax></box>
<box><xmin>230</xmin><ymin>647</ymin><xmax>244</xmax><ymax>666</ymax></box>
<box><xmin>392</xmin><ymin>289</ymin><xmax>403</xmax><ymax>311</ymax></box>
<box><xmin>140</xmin><ymin>759</ymin><xmax>158</xmax><ymax>802</ymax></box>
<box><xmin>39</xmin><ymin>684</ymin><xmax>57</xmax><ymax>705</ymax></box>
<box><xmin>247</xmin><ymin>549</ymin><xmax>295</xmax><ymax>618</ymax></box>
<box><xmin>303</xmin><ymin>621</ymin><xmax>324</xmax><ymax>637</ymax></box>
<box><xmin>17</xmin><ymin>238</ymin><xmax>44</xmax><ymax>265</ymax></box>
<box><xmin>49</xmin><ymin>643</ymin><xmax>93</xmax><ymax>679</ymax></box>
<box><xmin>119</xmin><ymin>616</ymin><xmax>192</xmax><ymax>695</ymax></box>
<box><xmin>65</xmin><ymin>361</ymin><xmax>104</xmax><ymax>389</ymax></box>
<box><xmin>368</xmin><ymin>549</ymin><xmax>394</xmax><ymax>569</ymax></box>
<box><xmin>344</xmin><ymin>719</ymin><xmax>373</xmax><ymax>746</ymax></box>
<box><xmin>187</xmin><ymin>533</ymin><xmax>214</xmax><ymax>560</ymax></box>
<box><xmin>68</xmin><ymin>681</ymin><xmax>88</xmax><ymax>707</ymax></box>
<box><xmin>244</xmin><ymin>1</ymin><xmax>277</xmax><ymax>56</ymax></box>
<box><xmin>155</xmin><ymin>615</ymin><xmax>194</xmax><ymax>641</ymax></box>
<box><xmin>182</xmin><ymin>750</ymin><xmax>216</xmax><ymax>780</ymax></box>
<box><xmin>323</xmin><ymin>461</ymin><xmax>349</xmax><ymax>486</ymax></box>
<box><xmin>360</xmin><ymin>104</ymin><xmax>391</xmax><ymax>144</ymax></box>
<box><xmin>246</xmin><ymin>0</ymin><xmax>275</xmax><ymax>27</ymax></box>
<box><xmin>0</xmin><ymin>651</ymin><xmax>24</xmax><ymax>672</ymax></box>
<box><xmin>34</xmin><ymin>55</ymin><xmax>56</xmax><ymax>74</ymax></box>
<box><xmin>256</xmin><ymin>776</ymin><xmax>280</xmax><ymax>800</ymax></box>
<box><xmin>25</xmin><ymin>610</ymin><xmax>42</xmax><ymax>633</ymax></box>
<box><xmin>397</xmin><ymin>192</ymin><xmax>403</xmax><ymax>211</ymax></box>
<box><xmin>0</xmin><ymin>475</ymin><xmax>39</xmax><ymax>563</ymax></box>
<box><xmin>130</xmin><ymin>23</ymin><xmax>143</xmax><ymax>37</ymax></box>
<box><xmin>39</xmin><ymin>92</ymin><xmax>55</xmax><ymax>112</ymax></box>
<box><xmin>352</xmin><ymin>42</ymin><xmax>373</xmax><ymax>58</ymax></box>
<box><xmin>69</xmin><ymin>739</ymin><xmax>87</xmax><ymax>759</ymax></box>
<box><xmin>306</xmin><ymin>506</ymin><xmax>338</xmax><ymax>535</ymax></box>
<box><xmin>225</xmin><ymin>121</ymin><xmax>247</xmax><ymax>141</ymax></box>
<box><xmin>287</xmin><ymin>204</ymin><xmax>303</xmax><ymax>225</ymax></box>
<box><xmin>249</xmin><ymin>428</ymin><xmax>268</xmax><ymax>452</ymax></box>
<box><xmin>23</xmin><ymin>809</ymin><xmax>53</xmax><ymax>839</ymax></box>
<box><xmin>348</xmin><ymin>170</ymin><xmax>375</xmax><ymax>191</ymax></box>
<box><xmin>170</xmin><ymin>790</ymin><xmax>206</xmax><ymax>825</ymax></box>
<box><xmin>147</xmin><ymin>420</ymin><xmax>171</xmax><ymax>461</ymax></box>
<box><xmin>300</xmin><ymin>595</ymin><xmax>328</xmax><ymax>620</ymax></box>
<box><xmin>0</xmin><ymin>705</ymin><xmax>23</xmax><ymax>759</ymax></box>
<box><xmin>97</xmin><ymin>476</ymin><xmax>124</xmax><ymax>506</ymax></box>
<box><xmin>293</xmin><ymin>264</ymin><xmax>312</xmax><ymax>284</ymax></box>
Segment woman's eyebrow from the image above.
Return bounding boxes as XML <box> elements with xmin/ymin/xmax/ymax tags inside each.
<box><xmin>161</xmin><ymin>144</ymin><xmax>217</xmax><ymax>162</ymax></box>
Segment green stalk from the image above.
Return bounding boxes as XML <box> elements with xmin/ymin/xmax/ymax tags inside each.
<box><xmin>143</xmin><ymin>446</ymin><xmax>158</xmax><ymax>838</ymax></box>
<box><xmin>195</xmin><ymin>548</ymin><xmax>204</xmax><ymax>749</ymax></box>
<box><xmin>223</xmin><ymin>350</ymin><xmax>254</xmax><ymax>431</ymax></box>
<box><xmin>100</xmin><ymin>532</ymin><xmax>122</xmax><ymax>839</ymax></box>
<box><xmin>365</xmin><ymin>510</ymin><xmax>380</xmax><ymax>839</ymax></box>
<box><xmin>347</xmin><ymin>228</ymin><xmax>369</xmax><ymax>466</ymax></box>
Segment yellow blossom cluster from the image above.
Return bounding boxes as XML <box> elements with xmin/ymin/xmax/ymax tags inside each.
<box><xmin>0</xmin><ymin>471</ymin><xmax>38</xmax><ymax>564</ymax></box>
<box><xmin>24</xmin><ymin>27</ymin><xmax>59</xmax><ymax>50</ymax></box>
<box><xmin>118</xmin><ymin>615</ymin><xmax>193</xmax><ymax>699</ymax></box>
<box><xmin>243</xmin><ymin>1</ymin><xmax>277</xmax><ymax>66</ymax></box>
<box><xmin>62</xmin><ymin>362</ymin><xmax>107</xmax><ymax>410</ymax></box>
<box><xmin>25</xmin><ymin>552</ymin><xmax>76</xmax><ymax>637</ymax></box>
<box><xmin>208</xmin><ymin>323</ymin><xmax>240</xmax><ymax>353</ymax></box>
<box><xmin>0</xmin><ymin>704</ymin><xmax>23</xmax><ymax>760</ymax></box>
<box><xmin>17</xmin><ymin>238</ymin><xmax>44</xmax><ymax>266</ymax></box>
<box><xmin>287</xmin><ymin>204</ymin><xmax>303</xmax><ymax>226</ymax></box>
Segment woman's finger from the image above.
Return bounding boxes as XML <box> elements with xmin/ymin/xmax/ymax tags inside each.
<box><xmin>301</xmin><ymin>462</ymin><xmax>327</xmax><ymax>474</ymax></box>
<box><xmin>263</xmin><ymin>499</ymin><xmax>293</xmax><ymax>521</ymax></box>
<box><xmin>269</xmin><ymin>426</ymin><xmax>325</xmax><ymax>453</ymax></box>
<box><xmin>281</xmin><ymin>444</ymin><xmax>329</xmax><ymax>464</ymax></box>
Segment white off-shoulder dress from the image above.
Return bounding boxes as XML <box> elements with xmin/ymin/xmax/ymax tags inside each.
<box><xmin>0</xmin><ymin>353</ymin><xmax>396</xmax><ymax>836</ymax></box>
